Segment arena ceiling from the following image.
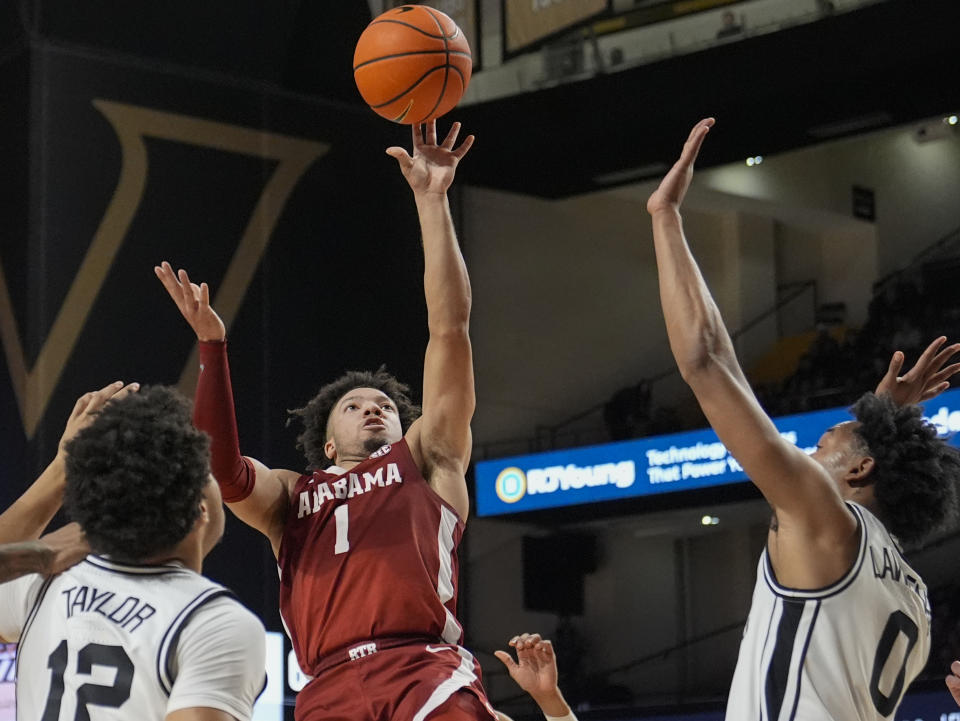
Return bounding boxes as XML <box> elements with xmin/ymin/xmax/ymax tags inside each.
<box><xmin>12</xmin><ymin>0</ymin><xmax>960</xmax><ymax>198</ymax></box>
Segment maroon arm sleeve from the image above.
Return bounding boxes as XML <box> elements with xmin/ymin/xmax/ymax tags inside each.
<box><xmin>194</xmin><ymin>340</ymin><xmax>255</xmax><ymax>502</ymax></box>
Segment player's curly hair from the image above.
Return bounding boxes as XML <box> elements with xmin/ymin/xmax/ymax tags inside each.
<box><xmin>289</xmin><ymin>367</ymin><xmax>421</xmax><ymax>470</ymax></box>
<box><xmin>63</xmin><ymin>385</ymin><xmax>211</xmax><ymax>563</ymax></box>
<box><xmin>851</xmin><ymin>392</ymin><xmax>960</xmax><ymax>547</ymax></box>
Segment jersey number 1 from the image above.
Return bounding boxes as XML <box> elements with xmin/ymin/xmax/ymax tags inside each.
<box><xmin>334</xmin><ymin>504</ymin><xmax>350</xmax><ymax>555</ymax></box>
<box><xmin>41</xmin><ymin>640</ymin><xmax>134</xmax><ymax>721</ymax></box>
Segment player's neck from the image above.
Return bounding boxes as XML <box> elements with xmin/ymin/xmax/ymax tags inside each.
<box><xmin>332</xmin><ymin>455</ymin><xmax>364</xmax><ymax>472</ymax></box>
<box><xmin>141</xmin><ymin>539</ymin><xmax>203</xmax><ymax>574</ymax></box>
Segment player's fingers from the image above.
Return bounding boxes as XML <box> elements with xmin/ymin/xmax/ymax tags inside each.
<box><xmin>537</xmin><ymin>639</ymin><xmax>554</xmax><ymax>657</ymax></box>
<box><xmin>84</xmin><ymin>381</ymin><xmax>126</xmax><ymax>413</ymax></box>
<box><xmin>680</xmin><ymin>117</ymin><xmax>714</xmax><ymax>165</ymax></box>
<box><xmin>453</xmin><ymin>134</ymin><xmax>475</xmax><ymax>160</ymax></box>
<box><xmin>426</xmin><ymin>119</ymin><xmax>437</xmax><ymax>145</ymax></box>
<box><xmin>946</xmin><ymin>671</ymin><xmax>960</xmax><ymax>704</ymax></box>
<box><xmin>110</xmin><ymin>382</ymin><xmax>141</xmax><ymax>403</ymax></box>
<box><xmin>883</xmin><ymin>350</ymin><xmax>905</xmax><ymax>381</ymax></box>
<box><xmin>906</xmin><ymin>336</ymin><xmax>947</xmax><ymax>379</ymax></box>
<box><xmin>177</xmin><ymin>269</ymin><xmax>192</xmax><ymax>301</ymax></box>
<box><xmin>930</xmin><ymin>363</ymin><xmax>960</xmax><ymax>386</ymax></box>
<box><xmin>952</xmin><ymin>660</ymin><xmax>960</xmax><ymax>676</ymax></box>
<box><xmin>178</xmin><ymin>270</ymin><xmax>200</xmax><ymax>309</ymax></box>
<box><xmin>155</xmin><ymin>263</ymin><xmax>184</xmax><ymax>301</ymax></box>
<box><xmin>508</xmin><ymin>636</ymin><xmax>519</xmax><ymax>647</ymax></box>
<box><xmin>386</xmin><ymin>147</ymin><xmax>414</xmax><ymax>170</ymax></box>
<box><xmin>920</xmin><ymin>382</ymin><xmax>950</xmax><ymax>402</ymax></box>
<box><xmin>441</xmin><ymin>121</ymin><xmax>461</xmax><ymax>149</ymax></box>
<box><xmin>69</xmin><ymin>392</ymin><xmax>94</xmax><ymax>419</ymax></box>
<box><xmin>493</xmin><ymin>650</ymin><xmax>518</xmax><ymax>673</ymax></box>
<box><xmin>411</xmin><ymin>123</ymin><xmax>424</xmax><ymax>149</ymax></box>
<box><xmin>929</xmin><ymin>344</ymin><xmax>960</xmax><ymax>375</ymax></box>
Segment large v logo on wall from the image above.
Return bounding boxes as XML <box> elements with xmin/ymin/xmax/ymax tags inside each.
<box><xmin>0</xmin><ymin>100</ymin><xmax>329</xmax><ymax>439</ymax></box>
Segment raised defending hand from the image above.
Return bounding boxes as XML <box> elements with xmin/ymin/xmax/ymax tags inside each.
<box><xmin>875</xmin><ymin>336</ymin><xmax>960</xmax><ymax>406</ymax></box>
<box><xmin>386</xmin><ymin>120</ymin><xmax>474</xmax><ymax>196</ymax></box>
<box><xmin>646</xmin><ymin>117</ymin><xmax>715</xmax><ymax>217</ymax></box>
<box><xmin>59</xmin><ymin>381</ymin><xmax>140</xmax><ymax>455</ymax></box>
<box><xmin>494</xmin><ymin>633</ymin><xmax>561</xmax><ymax>706</ymax></box>
<box><xmin>947</xmin><ymin>661</ymin><xmax>960</xmax><ymax>706</ymax></box>
<box><xmin>38</xmin><ymin>523</ymin><xmax>90</xmax><ymax>575</ymax></box>
<box><xmin>155</xmin><ymin>261</ymin><xmax>226</xmax><ymax>342</ymax></box>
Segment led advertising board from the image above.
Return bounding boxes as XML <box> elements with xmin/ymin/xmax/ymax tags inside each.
<box><xmin>475</xmin><ymin>389</ymin><xmax>960</xmax><ymax>517</ymax></box>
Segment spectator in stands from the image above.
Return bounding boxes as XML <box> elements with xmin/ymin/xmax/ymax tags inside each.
<box><xmin>716</xmin><ymin>10</ymin><xmax>743</xmax><ymax>39</ymax></box>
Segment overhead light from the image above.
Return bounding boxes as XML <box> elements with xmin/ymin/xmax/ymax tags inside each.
<box><xmin>745</xmin><ymin>155</ymin><xmax>763</xmax><ymax>167</ymax></box>
<box><xmin>700</xmin><ymin>515</ymin><xmax>720</xmax><ymax>526</ymax></box>
<box><xmin>946</xmin><ymin>115</ymin><xmax>958</xmax><ymax>126</ymax></box>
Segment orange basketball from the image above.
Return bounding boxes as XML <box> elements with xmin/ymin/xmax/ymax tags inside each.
<box><xmin>353</xmin><ymin>5</ymin><xmax>472</xmax><ymax>125</ymax></box>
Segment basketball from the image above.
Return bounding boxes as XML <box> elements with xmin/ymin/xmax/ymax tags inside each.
<box><xmin>353</xmin><ymin>5</ymin><xmax>472</xmax><ymax>125</ymax></box>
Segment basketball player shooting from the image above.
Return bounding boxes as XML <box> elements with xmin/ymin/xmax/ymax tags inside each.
<box><xmin>0</xmin><ymin>385</ymin><xmax>266</xmax><ymax>720</ymax></box>
<box><xmin>648</xmin><ymin>118</ymin><xmax>960</xmax><ymax>720</ymax></box>
<box><xmin>156</xmin><ymin>120</ymin><xmax>498</xmax><ymax>721</ymax></box>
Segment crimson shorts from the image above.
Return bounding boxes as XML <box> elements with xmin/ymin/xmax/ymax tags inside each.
<box><xmin>294</xmin><ymin>641</ymin><xmax>499</xmax><ymax>721</ymax></box>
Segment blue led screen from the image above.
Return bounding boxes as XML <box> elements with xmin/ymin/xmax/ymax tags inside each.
<box><xmin>475</xmin><ymin>389</ymin><xmax>960</xmax><ymax>517</ymax></box>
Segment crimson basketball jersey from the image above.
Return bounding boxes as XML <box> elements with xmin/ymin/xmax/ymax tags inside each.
<box><xmin>278</xmin><ymin>439</ymin><xmax>465</xmax><ymax>675</ymax></box>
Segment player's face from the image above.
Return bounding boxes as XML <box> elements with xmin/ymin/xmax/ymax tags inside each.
<box><xmin>327</xmin><ymin>387</ymin><xmax>403</xmax><ymax>461</ymax></box>
<box><xmin>810</xmin><ymin>422</ymin><xmax>868</xmax><ymax>496</ymax></box>
<box><xmin>200</xmin><ymin>475</ymin><xmax>226</xmax><ymax>556</ymax></box>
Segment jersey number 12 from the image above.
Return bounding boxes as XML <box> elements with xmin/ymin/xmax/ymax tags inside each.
<box><xmin>41</xmin><ymin>640</ymin><xmax>134</xmax><ymax>720</ymax></box>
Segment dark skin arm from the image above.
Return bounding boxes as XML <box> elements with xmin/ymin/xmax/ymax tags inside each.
<box><xmin>648</xmin><ymin>119</ymin><xmax>856</xmax><ymax>589</ymax></box>
<box><xmin>0</xmin><ymin>523</ymin><xmax>89</xmax><ymax>585</ymax></box>
<box><xmin>495</xmin><ymin>633</ymin><xmax>572</xmax><ymax>718</ymax></box>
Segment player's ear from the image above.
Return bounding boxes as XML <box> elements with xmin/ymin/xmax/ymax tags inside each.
<box><xmin>324</xmin><ymin>437</ymin><xmax>337</xmax><ymax>461</ymax></box>
<box><xmin>845</xmin><ymin>456</ymin><xmax>875</xmax><ymax>487</ymax></box>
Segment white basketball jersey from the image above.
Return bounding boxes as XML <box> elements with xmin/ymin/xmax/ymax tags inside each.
<box><xmin>3</xmin><ymin>555</ymin><xmax>265</xmax><ymax>721</ymax></box>
<box><xmin>726</xmin><ymin>503</ymin><xmax>930</xmax><ymax>721</ymax></box>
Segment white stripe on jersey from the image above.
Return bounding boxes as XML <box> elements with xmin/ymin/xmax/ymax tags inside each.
<box><xmin>412</xmin><ymin>646</ymin><xmax>478</xmax><ymax>721</ymax></box>
<box><xmin>436</xmin><ymin>506</ymin><xmax>463</xmax><ymax>644</ymax></box>
<box><xmin>157</xmin><ymin>586</ymin><xmax>233</xmax><ymax>693</ymax></box>
<box><xmin>726</xmin><ymin>503</ymin><xmax>931</xmax><ymax>721</ymax></box>
<box><xmin>436</xmin><ymin>506</ymin><xmax>459</xmax><ymax>604</ymax></box>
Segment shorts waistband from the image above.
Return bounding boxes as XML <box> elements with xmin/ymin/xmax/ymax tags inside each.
<box><xmin>309</xmin><ymin>636</ymin><xmax>448</xmax><ymax>676</ymax></box>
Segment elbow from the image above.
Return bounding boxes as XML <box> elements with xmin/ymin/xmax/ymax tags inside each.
<box><xmin>675</xmin><ymin>326</ymin><xmax>728</xmax><ymax>384</ymax></box>
<box><xmin>428</xmin><ymin>307</ymin><xmax>471</xmax><ymax>336</ymax></box>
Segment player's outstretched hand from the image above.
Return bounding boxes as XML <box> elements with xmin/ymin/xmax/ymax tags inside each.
<box><xmin>155</xmin><ymin>261</ymin><xmax>226</xmax><ymax>342</ymax></box>
<box><xmin>875</xmin><ymin>336</ymin><xmax>960</xmax><ymax>406</ymax></box>
<box><xmin>59</xmin><ymin>381</ymin><xmax>140</xmax><ymax>456</ymax></box>
<box><xmin>946</xmin><ymin>661</ymin><xmax>960</xmax><ymax>706</ymax></box>
<box><xmin>647</xmin><ymin>118</ymin><xmax>715</xmax><ymax>217</ymax></box>
<box><xmin>39</xmin><ymin>523</ymin><xmax>89</xmax><ymax>575</ymax></box>
<box><xmin>386</xmin><ymin>120</ymin><xmax>474</xmax><ymax>196</ymax></box>
<box><xmin>494</xmin><ymin>633</ymin><xmax>562</xmax><ymax>709</ymax></box>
